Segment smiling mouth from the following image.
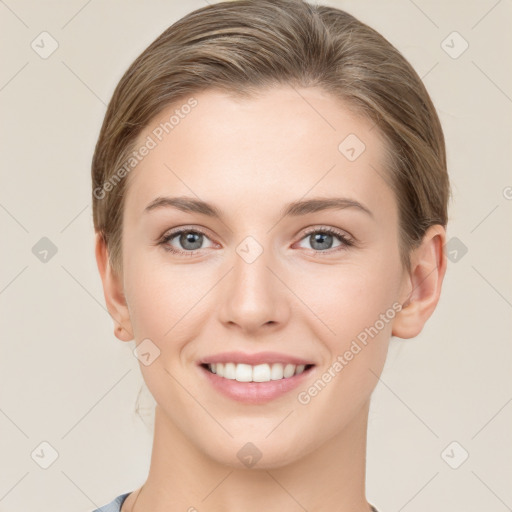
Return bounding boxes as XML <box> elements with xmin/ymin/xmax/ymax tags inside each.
<box><xmin>201</xmin><ymin>362</ymin><xmax>315</xmax><ymax>383</ymax></box>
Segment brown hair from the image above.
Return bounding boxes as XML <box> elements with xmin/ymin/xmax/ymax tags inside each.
<box><xmin>92</xmin><ymin>0</ymin><xmax>450</xmax><ymax>276</ymax></box>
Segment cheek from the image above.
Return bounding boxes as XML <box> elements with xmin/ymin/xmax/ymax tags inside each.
<box><xmin>293</xmin><ymin>260</ymin><xmax>401</xmax><ymax>427</ymax></box>
<box><xmin>299</xmin><ymin>257</ymin><xmax>401</xmax><ymax>343</ymax></box>
<box><xmin>124</xmin><ymin>257</ymin><xmax>212</xmax><ymax>350</ymax></box>
<box><xmin>123</xmin><ymin>254</ymin><xmax>169</xmax><ymax>338</ymax></box>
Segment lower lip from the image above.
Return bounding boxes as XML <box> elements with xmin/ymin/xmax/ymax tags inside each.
<box><xmin>198</xmin><ymin>364</ymin><xmax>315</xmax><ymax>404</ymax></box>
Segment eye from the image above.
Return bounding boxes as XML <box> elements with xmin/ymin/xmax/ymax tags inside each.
<box><xmin>159</xmin><ymin>227</ymin><xmax>215</xmax><ymax>255</ymax></box>
<box><xmin>158</xmin><ymin>226</ymin><xmax>354</xmax><ymax>257</ymax></box>
<box><xmin>296</xmin><ymin>227</ymin><xmax>354</xmax><ymax>253</ymax></box>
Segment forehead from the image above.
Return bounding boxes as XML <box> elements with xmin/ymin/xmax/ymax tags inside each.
<box><xmin>124</xmin><ymin>86</ymin><xmax>396</xmax><ymax>225</ymax></box>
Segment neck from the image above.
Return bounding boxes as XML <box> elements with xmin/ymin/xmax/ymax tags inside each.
<box><xmin>128</xmin><ymin>401</ymin><xmax>372</xmax><ymax>512</ymax></box>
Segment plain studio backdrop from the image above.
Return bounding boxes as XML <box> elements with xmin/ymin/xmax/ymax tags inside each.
<box><xmin>0</xmin><ymin>1</ymin><xmax>511</xmax><ymax>511</ymax></box>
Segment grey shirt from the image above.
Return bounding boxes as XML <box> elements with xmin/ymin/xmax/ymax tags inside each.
<box><xmin>92</xmin><ymin>492</ymin><xmax>380</xmax><ymax>511</ymax></box>
<box><xmin>91</xmin><ymin>492</ymin><xmax>130</xmax><ymax>512</ymax></box>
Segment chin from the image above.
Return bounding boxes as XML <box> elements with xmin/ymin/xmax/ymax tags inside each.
<box><xmin>196</xmin><ymin>431</ymin><xmax>310</xmax><ymax>471</ymax></box>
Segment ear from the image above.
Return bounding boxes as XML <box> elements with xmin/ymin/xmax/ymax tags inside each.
<box><xmin>392</xmin><ymin>225</ymin><xmax>447</xmax><ymax>339</ymax></box>
<box><xmin>95</xmin><ymin>232</ymin><xmax>134</xmax><ymax>342</ymax></box>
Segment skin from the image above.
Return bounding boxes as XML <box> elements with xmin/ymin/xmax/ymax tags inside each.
<box><xmin>95</xmin><ymin>85</ymin><xmax>447</xmax><ymax>512</ymax></box>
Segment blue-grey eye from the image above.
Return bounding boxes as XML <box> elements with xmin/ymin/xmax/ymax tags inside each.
<box><xmin>309</xmin><ymin>232</ymin><xmax>335</xmax><ymax>250</ymax></box>
<box><xmin>178</xmin><ymin>231</ymin><xmax>203</xmax><ymax>250</ymax></box>
<box><xmin>297</xmin><ymin>228</ymin><xmax>351</xmax><ymax>252</ymax></box>
<box><xmin>161</xmin><ymin>229</ymin><xmax>215</xmax><ymax>253</ymax></box>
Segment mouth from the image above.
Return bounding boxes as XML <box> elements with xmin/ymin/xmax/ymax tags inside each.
<box><xmin>197</xmin><ymin>352</ymin><xmax>317</xmax><ymax>404</ymax></box>
<box><xmin>200</xmin><ymin>362</ymin><xmax>315</xmax><ymax>382</ymax></box>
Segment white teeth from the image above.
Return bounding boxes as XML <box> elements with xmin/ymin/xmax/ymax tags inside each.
<box><xmin>295</xmin><ymin>364</ymin><xmax>305</xmax><ymax>375</ymax></box>
<box><xmin>224</xmin><ymin>362</ymin><xmax>236</xmax><ymax>380</ymax></box>
<box><xmin>283</xmin><ymin>363</ymin><xmax>295</xmax><ymax>378</ymax></box>
<box><xmin>253</xmin><ymin>364</ymin><xmax>271</xmax><ymax>382</ymax></box>
<box><xmin>270</xmin><ymin>363</ymin><xmax>284</xmax><ymax>380</ymax></box>
<box><xmin>235</xmin><ymin>363</ymin><xmax>253</xmax><ymax>382</ymax></box>
<box><xmin>206</xmin><ymin>362</ymin><xmax>310</xmax><ymax>382</ymax></box>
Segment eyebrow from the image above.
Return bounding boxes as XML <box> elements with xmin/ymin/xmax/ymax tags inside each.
<box><xmin>144</xmin><ymin>195</ymin><xmax>374</xmax><ymax>219</ymax></box>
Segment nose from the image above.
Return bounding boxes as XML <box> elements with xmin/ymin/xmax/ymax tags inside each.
<box><xmin>217</xmin><ymin>243</ymin><xmax>290</xmax><ymax>334</ymax></box>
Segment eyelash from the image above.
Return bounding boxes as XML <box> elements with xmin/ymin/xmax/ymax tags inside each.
<box><xmin>158</xmin><ymin>226</ymin><xmax>355</xmax><ymax>257</ymax></box>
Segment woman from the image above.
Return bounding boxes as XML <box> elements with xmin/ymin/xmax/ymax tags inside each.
<box><xmin>91</xmin><ymin>0</ymin><xmax>450</xmax><ymax>510</ymax></box>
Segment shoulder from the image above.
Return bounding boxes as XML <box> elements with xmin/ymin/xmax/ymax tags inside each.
<box><xmin>90</xmin><ymin>492</ymin><xmax>132</xmax><ymax>512</ymax></box>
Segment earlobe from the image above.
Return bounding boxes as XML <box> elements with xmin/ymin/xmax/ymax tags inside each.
<box><xmin>392</xmin><ymin>225</ymin><xmax>447</xmax><ymax>339</ymax></box>
<box><xmin>115</xmin><ymin>324</ymin><xmax>133</xmax><ymax>342</ymax></box>
<box><xmin>94</xmin><ymin>232</ymin><xmax>134</xmax><ymax>342</ymax></box>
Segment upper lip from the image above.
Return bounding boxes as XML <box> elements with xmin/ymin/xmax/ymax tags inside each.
<box><xmin>199</xmin><ymin>351</ymin><xmax>315</xmax><ymax>366</ymax></box>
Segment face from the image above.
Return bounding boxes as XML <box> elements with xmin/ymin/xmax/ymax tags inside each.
<box><xmin>119</xmin><ymin>85</ymin><xmax>409</xmax><ymax>468</ymax></box>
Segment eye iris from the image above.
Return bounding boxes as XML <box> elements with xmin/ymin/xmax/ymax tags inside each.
<box><xmin>180</xmin><ymin>232</ymin><xmax>202</xmax><ymax>250</ymax></box>
<box><xmin>310</xmin><ymin>232</ymin><xmax>333</xmax><ymax>250</ymax></box>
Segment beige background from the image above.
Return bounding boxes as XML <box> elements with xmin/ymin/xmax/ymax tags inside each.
<box><xmin>1</xmin><ymin>1</ymin><xmax>511</xmax><ymax>511</ymax></box>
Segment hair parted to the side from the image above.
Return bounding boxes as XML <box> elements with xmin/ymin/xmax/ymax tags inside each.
<box><xmin>92</xmin><ymin>0</ymin><xmax>450</xmax><ymax>278</ymax></box>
